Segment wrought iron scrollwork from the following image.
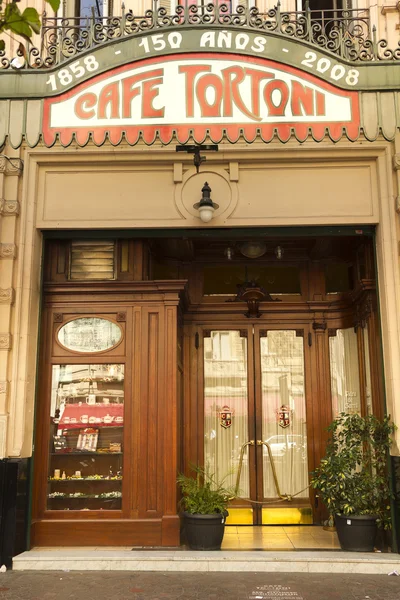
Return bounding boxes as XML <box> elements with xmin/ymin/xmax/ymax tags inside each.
<box><xmin>1</xmin><ymin>1</ymin><xmax>400</xmax><ymax>69</ymax></box>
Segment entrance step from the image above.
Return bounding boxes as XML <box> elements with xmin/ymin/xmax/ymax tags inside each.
<box><xmin>13</xmin><ymin>549</ymin><xmax>400</xmax><ymax>574</ymax></box>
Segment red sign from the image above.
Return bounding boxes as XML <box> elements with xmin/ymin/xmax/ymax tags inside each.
<box><xmin>43</xmin><ymin>53</ymin><xmax>360</xmax><ymax>146</ymax></box>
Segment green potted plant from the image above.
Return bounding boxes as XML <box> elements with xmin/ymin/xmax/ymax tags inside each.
<box><xmin>311</xmin><ymin>412</ymin><xmax>396</xmax><ymax>552</ymax></box>
<box><xmin>177</xmin><ymin>465</ymin><xmax>235</xmax><ymax>550</ymax></box>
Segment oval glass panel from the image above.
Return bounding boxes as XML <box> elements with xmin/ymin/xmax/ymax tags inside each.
<box><xmin>58</xmin><ymin>318</ymin><xmax>122</xmax><ymax>353</ymax></box>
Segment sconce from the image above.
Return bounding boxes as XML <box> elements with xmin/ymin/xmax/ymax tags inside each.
<box><xmin>193</xmin><ymin>182</ymin><xmax>219</xmax><ymax>223</ymax></box>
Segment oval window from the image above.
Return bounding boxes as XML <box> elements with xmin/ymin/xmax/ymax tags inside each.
<box><xmin>57</xmin><ymin>318</ymin><xmax>122</xmax><ymax>353</ymax></box>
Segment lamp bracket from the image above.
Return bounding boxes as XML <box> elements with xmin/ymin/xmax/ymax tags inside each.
<box><xmin>176</xmin><ymin>144</ymin><xmax>219</xmax><ymax>173</ymax></box>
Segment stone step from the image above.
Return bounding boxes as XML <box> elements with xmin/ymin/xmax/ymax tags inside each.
<box><xmin>12</xmin><ymin>549</ymin><xmax>400</xmax><ymax>574</ymax></box>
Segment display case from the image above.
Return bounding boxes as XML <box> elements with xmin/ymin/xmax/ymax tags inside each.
<box><xmin>47</xmin><ymin>363</ymin><xmax>124</xmax><ymax>511</ymax></box>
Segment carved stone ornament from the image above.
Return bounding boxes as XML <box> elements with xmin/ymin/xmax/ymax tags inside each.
<box><xmin>393</xmin><ymin>155</ymin><xmax>400</xmax><ymax>171</ymax></box>
<box><xmin>0</xmin><ymin>199</ymin><xmax>20</xmax><ymax>216</ymax></box>
<box><xmin>116</xmin><ymin>312</ymin><xmax>126</xmax><ymax>322</ymax></box>
<box><xmin>0</xmin><ymin>334</ymin><xmax>12</xmax><ymax>349</ymax></box>
<box><xmin>0</xmin><ymin>288</ymin><xmax>15</xmax><ymax>304</ymax></box>
<box><xmin>0</xmin><ymin>244</ymin><xmax>17</xmax><ymax>259</ymax></box>
<box><xmin>0</xmin><ymin>155</ymin><xmax>23</xmax><ymax>175</ymax></box>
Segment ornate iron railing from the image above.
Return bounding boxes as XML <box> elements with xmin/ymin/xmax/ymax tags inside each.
<box><xmin>1</xmin><ymin>1</ymin><xmax>400</xmax><ymax>69</ymax></box>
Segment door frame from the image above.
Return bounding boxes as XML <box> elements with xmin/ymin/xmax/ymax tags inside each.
<box><xmin>186</xmin><ymin>319</ymin><xmax>318</xmax><ymax>524</ymax></box>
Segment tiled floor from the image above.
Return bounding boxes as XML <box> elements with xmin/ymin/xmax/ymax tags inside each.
<box><xmin>221</xmin><ymin>525</ymin><xmax>341</xmax><ymax>550</ymax></box>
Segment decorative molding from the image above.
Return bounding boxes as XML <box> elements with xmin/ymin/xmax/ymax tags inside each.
<box><xmin>355</xmin><ymin>294</ymin><xmax>373</xmax><ymax>328</ymax></box>
<box><xmin>312</xmin><ymin>322</ymin><xmax>327</xmax><ymax>331</ymax></box>
<box><xmin>295</xmin><ymin>330</ymin><xmax>304</xmax><ymax>337</ymax></box>
<box><xmin>203</xmin><ymin>330</ymin><xmax>211</xmax><ymax>338</ymax></box>
<box><xmin>0</xmin><ymin>333</ymin><xmax>12</xmax><ymax>349</ymax></box>
<box><xmin>116</xmin><ymin>312</ymin><xmax>126</xmax><ymax>322</ymax></box>
<box><xmin>239</xmin><ymin>329</ymin><xmax>248</xmax><ymax>338</ymax></box>
<box><xmin>328</xmin><ymin>328</ymin><xmax>338</xmax><ymax>337</ymax></box>
<box><xmin>0</xmin><ymin>288</ymin><xmax>15</xmax><ymax>304</ymax></box>
<box><xmin>53</xmin><ymin>313</ymin><xmax>63</xmax><ymax>323</ymax></box>
<box><xmin>0</xmin><ymin>415</ymin><xmax>7</xmax><ymax>459</ymax></box>
<box><xmin>0</xmin><ymin>199</ymin><xmax>20</xmax><ymax>216</ymax></box>
<box><xmin>396</xmin><ymin>196</ymin><xmax>400</xmax><ymax>214</ymax></box>
<box><xmin>0</xmin><ymin>381</ymin><xmax>8</xmax><ymax>395</ymax></box>
<box><xmin>0</xmin><ymin>244</ymin><xmax>17</xmax><ymax>259</ymax></box>
<box><xmin>0</xmin><ymin>155</ymin><xmax>23</xmax><ymax>175</ymax></box>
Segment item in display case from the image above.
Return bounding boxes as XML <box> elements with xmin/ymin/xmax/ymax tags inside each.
<box><xmin>76</xmin><ymin>428</ymin><xmax>99</xmax><ymax>452</ymax></box>
<box><xmin>109</xmin><ymin>442</ymin><xmax>121</xmax><ymax>453</ymax></box>
<box><xmin>53</xmin><ymin>434</ymin><xmax>67</xmax><ymax>452</ymax></box>
<box><xmin>54</xmin><ymin>469</ymin><xmax>61</xmax><ymax>479</ymax></box>
<box><xmin>61</xmin><ymin>471</ymin><xmax>66</xmax><ymax>480</ymax></box>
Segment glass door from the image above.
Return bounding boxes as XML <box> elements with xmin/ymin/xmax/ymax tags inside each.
<box><xmin>203</xmin><ymin>327</ymin><xmax>312</xmax><ymax>525</ymax></box>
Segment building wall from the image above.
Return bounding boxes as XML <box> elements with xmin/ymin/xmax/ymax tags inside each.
<box><xmin>1</xmin><ymin>136</ymin><xmax>400</xmax><ymax>462</ymax></box>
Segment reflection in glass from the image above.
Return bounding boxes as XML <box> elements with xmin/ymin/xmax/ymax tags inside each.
<box><xmin>363</xmin><ymin>327</ymin><xmax>373</xmax><ymax>415</ymax></box>
<box><xmin>260</xmin><ymin>331</ymin><xmax>308</xmax><ymax>498</ymax></box>
<box><xmin>204</xmin><ymin>331</ymin><xmax>249</xmax><ymax>497</ymax></box>
<box><xmin>329</xmin><ymin>328</ymin><xmax>361</xmax><ymax>415</ymax></box>
<box><xmin>58</xmin><ymin>318</ymin><xmax>122</xmax><ymax>353</ymax></box>
<box><xmin>47</xmin><ymin>364</ymin><xmax>124</xmax><ymax>511</ymax></box>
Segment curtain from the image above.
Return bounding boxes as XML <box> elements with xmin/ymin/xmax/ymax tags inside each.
<box><xmin>329</xmin><ymin>328</ymin><xmax>361</xmax><ymax>416</ymax></box>
<box><xmin>260</xmin><ymin>331</ymin><xmax>309</xmax><ymax>498</ymax></box>
<box><xmin>204</xmin><ymin>331</ymin><xmax>250</xmax><ymax>497</ymax></box>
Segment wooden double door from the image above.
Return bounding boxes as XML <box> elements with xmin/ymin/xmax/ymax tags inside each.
<box><xmin>201</xmin><ymin>324</ymin><xmax>314</xmax><ymax>525</ymax></box>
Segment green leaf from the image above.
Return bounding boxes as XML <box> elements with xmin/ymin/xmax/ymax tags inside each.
<box><xmin>0</xmin><ymin>40</ymin><xmax>4</xmax><ymax>52</ymax></box>
<box><xmin>45</xmin><ymin>0</ymin><xmax>61</xmax><ymax>12</ymax></box>
<box><xmin>21</xmin><ymin>8</ymin><xmax>41</xmax><ymax>34</ymax></box>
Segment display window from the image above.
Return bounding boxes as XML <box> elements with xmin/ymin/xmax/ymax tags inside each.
<box><xmin>47</xmin><ymin>364</ymin><xmax>124</xmax><ymax>511</ymax></box>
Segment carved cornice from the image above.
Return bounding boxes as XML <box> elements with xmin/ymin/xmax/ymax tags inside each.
<box><xmin>0</xmin><ymin>156</ymin><xmax>23</xmax><ymax>176</ymax></box>
<box><xmin>0</xmin><ymin>244</ymin><xmax>17</xmax><ymax>259</ymax></box>
<box><xmin>0</xmin><ymin>288</ymin><xmax>15</xmax><ymax>304</ymax></box>
<box><xmin>0</xmin><ymin>200</ymin><xmax>20</xmax><ymax>216</ymax></box>
<box><xmin>0</xmin><ymin>333</ymin><xmax>12</xmax><ymax>349</ymax></box>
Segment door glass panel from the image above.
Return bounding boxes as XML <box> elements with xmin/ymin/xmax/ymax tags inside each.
<box><xmin>204</xmin><ymin>331</ymin><xmax>249</xmax><ymax>498</ymax></box>
<box><xmin>260</xmin><ymin>331</ymin><xmax>309</xmax><ymax>499</ymax></box>
<box><xmin>329</xmin><ymin>328</ymin><xmax>361</xmax><ymax>415</ymax></box>
<box><xmin>47</xmin><ymin>364</ymin><xmax>124</xmax><ymax>511</ymax></box>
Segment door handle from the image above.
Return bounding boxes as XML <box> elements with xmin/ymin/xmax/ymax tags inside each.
<box><xmin>256</xmin><ymin>440</ymin><xmax>292</xmax><ymax>502</ymax></box>
<box><xmin>234</xmin><ymin>440</ymin><xmax>255</xmax><ymax>495</ymax></box>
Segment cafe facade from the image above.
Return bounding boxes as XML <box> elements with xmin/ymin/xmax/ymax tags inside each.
<box><xmin>1</xmin><ymin>1</ymin><xmax>400</xmax><ymax>555</ymax></box>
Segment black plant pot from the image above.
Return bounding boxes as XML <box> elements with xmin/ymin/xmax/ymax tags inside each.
<box><xmin>335</xmin><ymin>514</ymin><xmax>378</xmax><ymax>552</ymax></box>
<box><xmin>183</xmin><ymin>511</ymin><xmax>228</xmax><ymax>550</ymax></box>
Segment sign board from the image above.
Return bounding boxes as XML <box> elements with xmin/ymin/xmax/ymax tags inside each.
<box><xmin>43</xmin><ymin>53</ymin><xmax>360</xmax><ymax>146</ymax></box>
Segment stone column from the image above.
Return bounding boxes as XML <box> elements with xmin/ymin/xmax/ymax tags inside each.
<box><xmin>0</xmin><ymin>148</ymin><xmax>22</xmax><ymax>459</ymax></box>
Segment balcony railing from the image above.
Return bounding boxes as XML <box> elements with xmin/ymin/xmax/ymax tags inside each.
<box><xmin>1</xmin><ymin>2</ymin><xmax>400</xmax><ymax>69</ymax></box>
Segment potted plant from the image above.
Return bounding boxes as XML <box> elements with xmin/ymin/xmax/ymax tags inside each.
<box><xmin>311</xmin><ymin>413</ymin><xmax>396</xmax><ymax>552</ymax></box>
<box><xmin>177</xmin><ymin>465</ymin><xmax>235</xmax><ymax>550</ymax></box>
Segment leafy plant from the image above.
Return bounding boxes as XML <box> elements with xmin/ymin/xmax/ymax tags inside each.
<box><xmin>177</xmin><ymin>465</ymin><xmax>236</xmax><ymax>515</ymax></box>
<box><xmin>0</xmin><ymin>0</ymin><xmax>60</xmax><ymax>53</ymax></box>
<box><xmin>310</xmin><ymin>413</ymin><xmax>396</xmax><ymax>529</ymax></box>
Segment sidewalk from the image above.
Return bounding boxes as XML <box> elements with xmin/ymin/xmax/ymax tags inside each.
<box><xmin>1</xmin><ymin>571</ymin><xmax>400</xmax><ymax>600</ymax></box>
